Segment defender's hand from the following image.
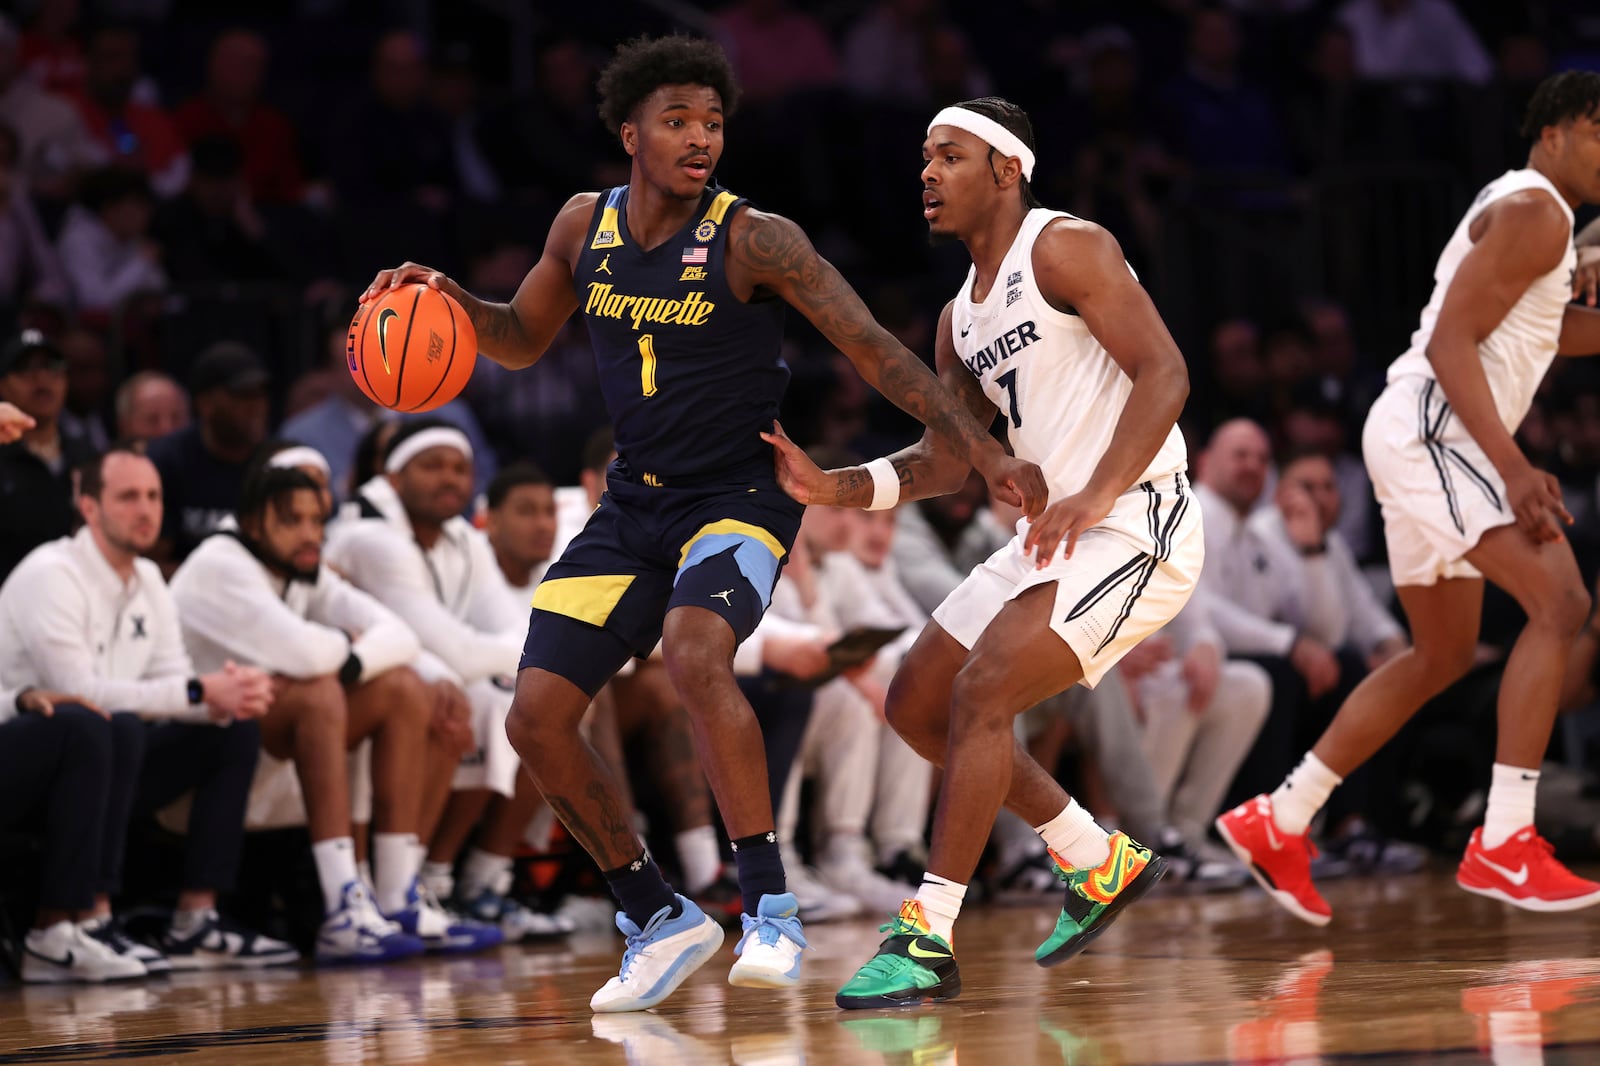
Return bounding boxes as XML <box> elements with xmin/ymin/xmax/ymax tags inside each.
<box><xmin>975</xmin><ymin>450</ymin><xmax>1048</xmax><ymax>518</ymax></box>
<box><xmin>358</xmin><ymin>261</ymin><xmax>469</xmax><ymax>306</ymax></box>
<box><xmin>760</xmin><ymin>421</ymin><xmax>839</xmax><ymax>506</ymax></box>
<box><xmin>1573</xmin><ymin>245</ymin><xmax>1600</xmax><ymax>307</ymax></box>
<box><xmin>1022</xmin><ymin>487</ymin><xmax>1116</xmax><ymax>568</ymax></box>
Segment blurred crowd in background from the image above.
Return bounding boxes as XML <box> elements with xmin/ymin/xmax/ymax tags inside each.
<box><xmin>5</xmin><ymin>0</ymin><xmax>1600</xmax><ymax>977</ymax></box>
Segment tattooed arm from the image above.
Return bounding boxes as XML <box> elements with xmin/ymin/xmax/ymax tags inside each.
<box><xmin>730</xmin><ymin>208</ymin><xmax>1047</xmax><ymax>515</ymax></box>
<box><xmin>358</xmin><ymin>193</ymin><xmax>590</xmax><ymax>370</ymax></box>
<box><xmin>765</xmin><ymin>301</ymin><xmax>994</xmax><ymax>507</ymax></box>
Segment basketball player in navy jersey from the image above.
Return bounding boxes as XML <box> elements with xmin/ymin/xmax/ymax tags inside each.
<box><xmin>360</xmin><ymin>35</ymin><xmax>1045</xmax><ymax>1012</ymax></box>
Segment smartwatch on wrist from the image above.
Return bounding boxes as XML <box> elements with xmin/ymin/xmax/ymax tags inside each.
<box><xmin>187</xmin><ymin>677</ymin><xmax>205</xmax><ymax>705</ymax></box>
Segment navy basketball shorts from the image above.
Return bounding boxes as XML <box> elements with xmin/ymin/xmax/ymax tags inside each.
<box><xmin>520</xmin><ymin>471</ymin><xmax>803</xmax><ymax>697</ymax></box>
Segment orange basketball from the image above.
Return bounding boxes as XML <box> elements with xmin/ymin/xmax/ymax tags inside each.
<box><xmin>347</xmin><ymin>283</ymin><xmax>478</xmax><ymax>413</ymax></box>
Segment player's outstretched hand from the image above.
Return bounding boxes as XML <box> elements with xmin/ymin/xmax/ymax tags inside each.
<box><xmin>760</xmin><ymin>421</ymin><xmax>837</xmax><ymax>505</ymax></box>
<box><xmin>358</xmin><ymin>261</ymin><xmax>469</xmax><ymax>307</ymax></box>
<box><xmin>1505</xmin><ymin>460</ymin><xmax>1572</xmax><ymax>546</ymax></box>
<box><xmin>0</xmin><ymin>401</ymin><xmax>35</xmax><ymax>444</ymax></box>
<box><xmin>1022</xmin><ymin>487</ymin><xmax>1115</xmax><ymax>568</ymax></box>
<box><xmin>975</xmin><ymin>451</ymin><xmax>1048</xmax><ymax>518</ymax></box>
<box><xmin>1573</xmin><ymin>245</ymin><xmax>1600</xmax><ymax>307</ymax></box>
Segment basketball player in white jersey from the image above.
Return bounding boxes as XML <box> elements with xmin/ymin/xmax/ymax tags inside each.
<box><xmin>764</xmin><ymin>96</ymin><xmax>1203</xmax><ymax>1007</ymax></box>
<box><xmin>1218</xmin><ymin>71</ymin><xmax>1600</xmax><ymax>924</ymax></box>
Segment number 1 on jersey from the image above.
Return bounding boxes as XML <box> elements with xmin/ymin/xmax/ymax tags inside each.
<box><xmin>996</xmin><ymin>368</ymin><xmax>1022</xmax><ymax>427</ymax></box>
<box><xmin>637</xmin><ymin>333</ymin><xmax>658</xmax><ymax>398</ymax></box>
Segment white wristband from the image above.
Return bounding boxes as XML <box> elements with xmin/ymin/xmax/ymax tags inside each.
<box><xmin>863</xmin><ymin>457</ymin><xmax>900</xmax><ymax>511</ymax></box>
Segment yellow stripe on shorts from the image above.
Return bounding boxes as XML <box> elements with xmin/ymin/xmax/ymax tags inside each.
<box><xmin>530</xmin><ymin>574</ymin><xmax>636</xmax><ymax>627</ymax></box>
<box><xmin>678</xmin><ymin>519</ymin><xmax>785</xmax><ymax>568</ymax></box>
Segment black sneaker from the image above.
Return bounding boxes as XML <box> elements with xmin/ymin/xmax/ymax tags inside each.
<box><xmin>159</xmin><ymin>909</ymin><xmax>301</xmax><ymax>970</ymax></box>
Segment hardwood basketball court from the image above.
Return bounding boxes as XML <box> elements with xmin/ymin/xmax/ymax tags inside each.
<box><xmin>3</xmin><ymin>869</ymin><xmax>1599</xmax><ymax>1064</ymax></box>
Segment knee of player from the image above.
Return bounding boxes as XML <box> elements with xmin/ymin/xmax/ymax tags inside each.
<box><xmin>504</xmin><ymin>698</ymin><xmax>547</xmax><ymax>753</ymax></box>
<box><xmin>1548</xmin><ymin>582</ymin><xmax>1593</xmax><ymax>637</ymax></box>
<box><xmin>1413</xmin><ymin>639</ymin><xmax>1476</xmax><ymax>686</ymax></box>
<box><xmin>281</xmin><ymin>675</ymin><xmax>349</xmax><ymax>731</ymax></box>
<box><xmin>948</xmin><ymin>661</ymin><xmax>1016</xmax><ymax>729</ymax></box>
<box><xmin>659</xmin><ymin>635</ymin><xmax>735</xmax><ymax>699</ymax></box>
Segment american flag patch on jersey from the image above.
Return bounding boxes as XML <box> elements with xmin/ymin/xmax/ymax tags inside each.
<box><xmin>681</xmin><ymin>247</ymin><xmax>708</xmax><ymax>264</ymax></box>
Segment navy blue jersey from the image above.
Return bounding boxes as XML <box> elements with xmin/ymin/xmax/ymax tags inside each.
<box><xmin>574</xmin><ymin>185</ymin><xmax>787</xmax><ymax>485</ymax></box>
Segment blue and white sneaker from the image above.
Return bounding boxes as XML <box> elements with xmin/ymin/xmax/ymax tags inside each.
<box><xmin>589</xmin><ymin>895</ymin><xmax>725</xmax><ymax>1013</ymax></box>
<box><xmin>461</xmin><ymin>884</ymin><xmax>575</xmax><ymax>942</ymax></box>
<box><xmin>727</xmin><ymin>892</ymin><xmax>805</xmax><ymax>989</ymax></box>
<box><xmin>385</xmin><ymin>877</ymin><xmax>504</xmax><ymax>954</ymax></box>
<box><xmin>316</xmin><ymin>881</ymin><xmax>425</xmax><ymax>965</ymax></box>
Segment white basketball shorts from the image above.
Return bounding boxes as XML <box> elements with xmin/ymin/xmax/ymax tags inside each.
<box><xmin>932</xmin><ymin>471</ymin><xmax>1204</xmax><ymax>688</ymax></box>
<box><xmin>1363</xmin><ymin>375</ymin><xmax>1514</xmax><ymax>588</ymax></box>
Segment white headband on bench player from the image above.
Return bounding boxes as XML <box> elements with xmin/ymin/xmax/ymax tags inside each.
<box><xmin>927</xmin><ymin>106</ymin><xmax>1035</xmax><ymax>181</ymax></box>
<box><xmin>385</xmin><ymin>427</ymin><xmax>473</xmax><ymax>473</ymax></box>
<box><xmin>267</xmin><ymin>446</ymin><xmax>331</xmax><ymax>478</ymax></box>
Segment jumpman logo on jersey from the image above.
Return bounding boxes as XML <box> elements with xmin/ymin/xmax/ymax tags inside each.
<box><xmin>597</xmin><ymin>254</ymin><xmax>613</xmax><ymax>276</ymax></box>
<box><xmin>711</xmin><ymin>589</ymin><xmax>734</xmax><ymax>606</ymax></box>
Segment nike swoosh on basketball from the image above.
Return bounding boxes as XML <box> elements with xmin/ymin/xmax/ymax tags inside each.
<box><xmin>1476</xmin><ymin>854</ymin><xmax>1530</xmax><ymax>885</ymax></box>
<box><xmin>376</xmin><ymin>308</ymin><xmax>399</xmax><ymax>373</ymax></box>
<box><xmin>907</xmin><ymin>939</ymin><xmax>950</xmax><ymax>960</ymax></box>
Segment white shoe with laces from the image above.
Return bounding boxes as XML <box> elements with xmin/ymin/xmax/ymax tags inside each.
<box><xmin>22</xmin><ymin>920</ymin><xmax>146</xmax><ymax>983</ymax></box>
<box><xmin>727</xmin><ymin>892</ymin><xmax>806</xmax><ymax>989</ymax></box>
<box><xmin>590</xmin><ymin>895</ymin><xmax>724</xmax><ymax>1013</ymax></box>
<box><xmin>781</xmin><ymin>847</ymin><xmax>862</xmax><ymax>923</ymax></box>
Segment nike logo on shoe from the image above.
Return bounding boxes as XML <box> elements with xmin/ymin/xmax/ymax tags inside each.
<box><xmin>1262</xmin><ymin>819</ymin><xmax>1284</xmax><ymax>850</ymax></box>
<box><xmin>26</xmin><ymin>948</ymin><xmax>73</xmax><ymax>968</ymax></box>
<box><xmin>907</xmin><ymin>938</ymin><xmax>951</xmax><ymax>960</ymax></box>
<box><xmin>1477</xmin><ymin>854</ymin><xmax>1530</xmax><ymax>885</ymax></box>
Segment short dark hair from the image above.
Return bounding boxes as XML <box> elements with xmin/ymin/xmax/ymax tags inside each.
<box><xmin>1521</xmin><ymin>70</ymin><xmax>1600</xmax><ymax>139</ymax></box>
<box><xmin>950</xmin><ymin>96</ymin><xmax>1042</xmax><ymax>208</ymax></box>
<box><xmin>581</xmin><ymin>425</ymin><xmax>615</xmax><ymax>477</ymax></box>
<box><xmin>78</xmin><ymin>444</ymin><xmax>148</xmax><ymax>500</ymax></box>
<box><xmin>597</xmin><ymin>34</ymin><xmax>739</xmax><ymax>136</ymax></box>
<box><xmin>486</xmin><ymin>461</ymin><xmax>551</xmax><ymax>510</ymax></box>
<box><xmin>237</xmin><ymin>464</ymin><xmax>320</xmax><ymax>526</ymax></box>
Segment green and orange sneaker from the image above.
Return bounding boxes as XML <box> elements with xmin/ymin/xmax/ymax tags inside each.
<box><xmin>1035</xmin><ymin>831</ymin><xmax>1166</xmax><ymax>968</ymax></box>
<box><xmin>836</xmin><ymin>901</ymin><xmax>961</xmax><ymax>1010</ymax></box>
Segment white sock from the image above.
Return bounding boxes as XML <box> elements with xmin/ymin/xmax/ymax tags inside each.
<box><xmin>373</xmin><ymin>833</ymin><xmax>419</xmax><ymax>914</ymax></box>
<box><xmin>1271</xmin><ymin>753</ymin><xmax>1343</xmax><ymax>837</ymax></box>
<box><xmin>912</xmin><ymin>873</ymin><xmax>966</xmax><ymax>943</ymax></box>
<box><xmin>170</xmin><ymin>907</ymin><xmax>212</xmax><ymax>936</ymax></box>
<box><xmin>1482</xmin><ymin>763</ymin><xmax>1539</xmax><ymax>849</ymax></box>
<box><xmin>357</xmin><ymin>859</ymin><xmax>374</xmax><ymax>890</ymax></box>
<box><xmin>460</xmin><ymin>847</ymin><xmax>513</xmax><ymax>899</ymax></box>
<box><xmin>675</xmin><ymin>826</ymin><xmax>723</xmax><ymax>895</ymax></box>
<box><xmin>312</xmin><ymin>837</ymin><xmax>360</xmax><ymax>915</ymax></box>
<box><xmin>1034</xmin><ymin>799</ymin><xmax>1111</xmax><ymax>869</ymax></box>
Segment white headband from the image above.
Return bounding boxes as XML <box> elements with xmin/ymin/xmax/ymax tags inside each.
<box><xmin>267</xmin><ymin>446</ymin><xmax>330</xmax><ymax>478</ymax></box>
<box><xmin>928</xmin><ymin>106</ymin><xmax>1035</xmax><ymax>180</ymax></box>
<box><xmin>385</xmin><ymin>427</ymin><xmax>473</xmax><ymax>473</ymax></box>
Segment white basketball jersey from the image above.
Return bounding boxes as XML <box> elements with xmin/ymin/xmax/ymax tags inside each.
<box><xmin>951</xmin><ymin>209</ymin><xmax>1188</xmax><ymax>500</ymax></box>
<box><xmin>1387</xmin><ymin>168</ymin><xmax>1576</xmax><ymax>432</ymax></box>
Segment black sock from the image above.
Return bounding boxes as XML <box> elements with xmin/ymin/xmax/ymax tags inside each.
<box><xmin>730</xmin><ymin>831</ymin><xmax>786</xmax><ymax>916</ymax></box>
<box><xmin>602</xmin><ymin>852</ymin><xmax>681</xmax><ymax>928</ymax></box>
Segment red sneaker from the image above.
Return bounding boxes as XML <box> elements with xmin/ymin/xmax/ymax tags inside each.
<box><xmin>1215</xmin><ymin>795</ymin><xmax>1332</xmax><ymax>926</ymax></box>
<box><xmin>1456</xmin><ymin>827</ymin><xmax>1600</xmax><ymax>912</ymax></box>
